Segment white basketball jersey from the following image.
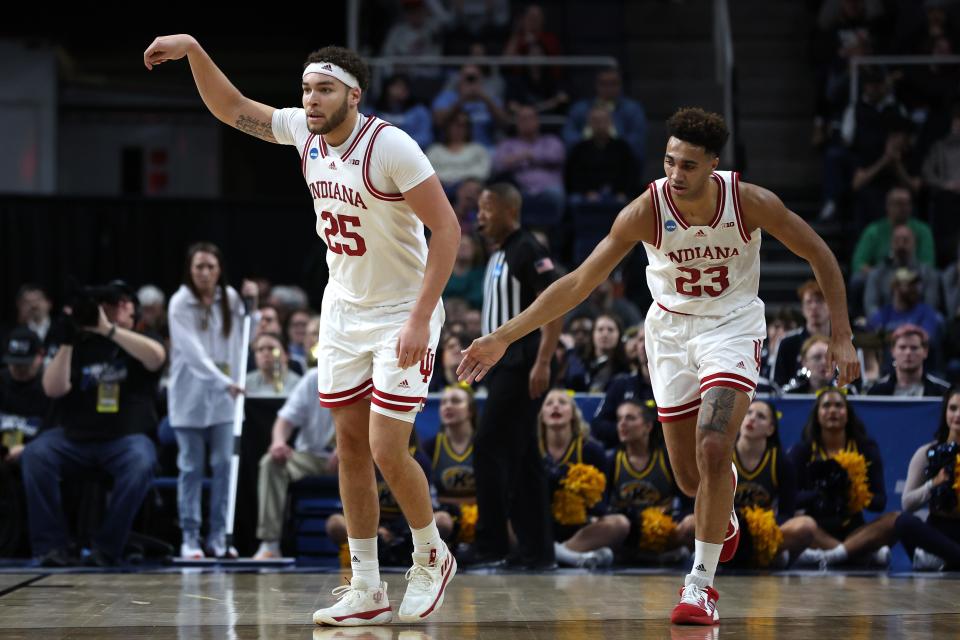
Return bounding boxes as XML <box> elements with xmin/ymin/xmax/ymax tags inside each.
<box><xmin>643</xmin><ymin>171</ymin><xmax>761</xmax><ymax>316</ymax></box>
<box><xmin>273</xmin><ymin>110</ymin><xmax>434</xmax><ymax>307</ymax></box>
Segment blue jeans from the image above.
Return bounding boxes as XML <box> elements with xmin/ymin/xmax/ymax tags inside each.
<box><xmin>20</xmin><ymin>427</ymin><xmax>156</xmax><ymax>560</ymax></box>
<box><xmin>173</xmin><ymin>422</ymin><xmax>232</xmax><ymax>544</ymax></box>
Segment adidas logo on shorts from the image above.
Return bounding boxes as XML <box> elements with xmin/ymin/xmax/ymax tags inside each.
<box><xmin>736</xmin><ymin>361</ymin><xmax>746</xmax><ymax>369</ymax></box>
<box><xmin>399</xmin><ymin>380</ymin><xmax>410</xmax><ymax>389</ymax></box>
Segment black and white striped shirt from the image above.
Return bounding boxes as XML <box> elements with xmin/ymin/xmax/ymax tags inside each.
<box><xmin>481</xmin><ymin>229</ymin><xmax>559</xmax><ymax>336</ymax></box>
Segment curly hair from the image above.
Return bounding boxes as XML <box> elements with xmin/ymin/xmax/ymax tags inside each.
<box><xmin>304</xmin><ymin>46</ymin><xmax>370</xmax><ymax>92</ymax></box>
<box><xmin>666</xmin><ymin>107</ymin><xmax>730</xmax><ymax>157</ymax></box>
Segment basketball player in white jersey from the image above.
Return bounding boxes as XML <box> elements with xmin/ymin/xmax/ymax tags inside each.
<box><xmin>144</xmin><ymin>35</ymin><xmax>460</xmax><ymax>626</ymax></box>
<box><xmin>460</xmin><ymin>108</ymin><xmax>859</xmax><ymax>625</ymax></box>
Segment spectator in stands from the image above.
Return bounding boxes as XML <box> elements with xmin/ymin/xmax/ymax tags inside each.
<box><xmin>256</xmin><ymin>305</ymin><xmax>282</xmax><ymax>339</ymax></box>
<box><xmin>923</xmin><ymin>103</ymin><xmax>960</xmax><ymax>258</ymax></box>
<box><xmin>0</xmin><ymin>327</ymin><xmax>49</xmax><ymax>558</ymax></box>
<box><xmin>303</xmin><ymin>314</ymin><xmax>321</xmax><ymax>369</ymax></box>
<box><xmin>168</xmin><ymin>242</ymin><xmax>254</xmax><ymax>560</ymax></box>
<box><xmin>246</xmin><ymin>332</ymin><xmax>301</xmax><ymax>398</ymax></box>
<box><xmin>266</xmin><ymin>285</ymin><xmax>309</xmax><ymax>319</ymax></box>
<box><xmin>895</xmin><ymin>386</ymin><xmax>960</xmax><ymax>571</ymax></box>
<box><xmin>790</xmin><ymin>389</ymin><xmax>898</xmax><ymax>568</ymax></box>
<box><xmin>537</xmin><ymin>389</ymin><xmax>609</xmax><ymax>567</ymax></box>
<box><xmin>443</xmin><ymin>234</ymin><xmax>485</xmax><ymax>310</ymax></box>
<box><xmin>23</xmin><ymin>283</ymin><xmax>164</xmax><ymax>566</ymax></box>
<box><xmin>863</xmin><ymin>224</ymin><xmax>940</xmax><ymax>317</ymax></box>
<box><xmin>867</xmin><ymin>267</ymin><xmax>943</xmax><ymax>347</ymax></box>
<box><xmin>422</xmin><ymin>385</ymin><xmax>477</xmax><ymax>532</ymax></box>
<box><xmin>556</xmin><ymin>315</ymin><xmax>594</xmax><ymax>392</ymax></box>
<box><xmin>492</xmin><ymin>105</ymin><xmax>566</xmax><ymax>222</ymax></box>
<box><xmin>556</xmin><ymin>399</ymin><xmax>694</xmax><ymax>567</ymax></box>
<box><xmin>440</xmin><ymin>0</ymin><xmax>510</xmax><ymax>55</ymax></box>
<box><xmin>380</xmin><ymin>0</ymin><xmax>445</xmax><ymax>98</ymax></box>
<box><xmin>284</xmin><ymin>308</ymin><xmax>311</xmax><ymax>373</ymax></box>
<box><xmin>136</xmin><ymin>284</ymin><xmax>168</xmax><ymax>343</ymax></box>
<box><xmin>565</xmin><ymin>313</ymin><xmax>631</xmax><ymax>393</ymax></box>
<box><xmin>373</xmin><ymin>74</ymin><xmax>434</xmax><ymax>149</ymax></box>
<box><xmin>573</xmin><ymin>277</ymin><xmax>643</xmax><ymax>328</ymax></box>
<box><xmin>428</xmin><ymin>333</ymin><xmax>467</xmax><ymax>393</ymax></box>
<box><xmin>15</xmin><ymin>284</ymin><xmax>53</xmax><ymax>345</ymax></box>
<box><xmin>850</xmin><ymin>186</ymin><xmax>934</xmax><ymax>314</ymax></box>
<box><xmin>731</xmin><ymin>400</ymin><xmax>817</xmax><ymax>568</ymax></box>
<box><xmin>591</xmin><ymin>325</ymin><xmax>654</xmax><ymax>448</ymax></box>
<box><xmin>563</xmin><ymin>67</ymin><xmax>647</xmax><ymax>174</ymax></box>
<box><xmin>252</xmin><ymin>368</ymin><xmax>335</xmax><ymax>560</ymax></box>
<box><xmin>762</xmin><ymin>307</ymin><xmax>799</xmax><ymax>382</ymax></box>
<box><xmin>432</xmin><ymin>64</ymin><xmax>509</xmax><ymax>149</ymax></box>
<box><xmin>502</xmin><ymin>5</ymin><xmax>567</xmax><ymax>116</ymax></box>
<box><xmin>851</xmin><ymin>119</ymin><xmax>922</xmax><ymax>228</ymax></box>
<box><xmin>773</xmin><ymin>281</ymin><xmax>832</xmax><ymax>388</ymax></box>
<box><xmin>1</xmin><ymin>328</ymin><xmax>48</xmax><ymax>464</ymax></box>
<box><xmin>565</xmin><ymin>106</ymin><xmax>639</xmax><ymax>205</ymax></box>
<box><xmin>426</xmin><ymin>107</ymin><xmax>492</xmax><ymax>190</ymax></box>
<box><xmin>867</xmin><ymin>324</ymin><xmax>949</xmax><ymax>397</ymax></box>
<box><xmin>782</xmin><ymin>335</ymin><xmax>845</xmax><ymax>395</ymax></box>
<box><xmin>451</xmin><ymin>177</ymin><xmax>483</xmax><ymax>235</ymax></box>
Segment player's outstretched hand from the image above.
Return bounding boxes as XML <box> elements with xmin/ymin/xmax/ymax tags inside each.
<box><xmin>458</xmin><ymin>334</ymin><xmax>508</xmax><ymax>384</ymax></box>
<box><xmin>143</xmin><ymin>34</ymin><xmax>197</xmax><ymax>70</ymax></box>
<box><xmin>829</xmin><ymin>335</ymin><xmax>860</xmax><ymax>388</ymax></box>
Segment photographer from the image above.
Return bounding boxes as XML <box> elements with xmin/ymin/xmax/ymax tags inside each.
<box><xmin>21</xmin><ymin>282</ymin><xmax>165</xmax><ymax>566</ymax></box>
<box><xmin>895</xmin><ymin>387</ymin><xmax>960</xmax><ymax>570</ymax></box>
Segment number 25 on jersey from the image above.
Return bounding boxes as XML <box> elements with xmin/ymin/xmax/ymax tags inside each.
<box><xmin>321</xmin><ymin>211</ymin><xmax>367</xmax><ymax>256</ymax></box>
<box><xmin>675</xmin><ymin>266</ymin><xmax>729</xmax><ymax>297</ymax></box>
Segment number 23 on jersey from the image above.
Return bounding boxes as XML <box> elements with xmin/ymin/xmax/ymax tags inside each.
<box><xmin>675</xmin><ymin>266</ymin><xmax>729</xmax><ymax>297</ymax></box>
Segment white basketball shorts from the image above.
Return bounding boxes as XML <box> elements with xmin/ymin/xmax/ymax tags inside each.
<box><xmin>315</xmin><ymin>286</ymin><xmax>444</xmax><ymax>423</ymax></box>
<box><xmin>644</xmin><ymin>297</ymin><xmax>766</xmax><ymax>424</ymax></box>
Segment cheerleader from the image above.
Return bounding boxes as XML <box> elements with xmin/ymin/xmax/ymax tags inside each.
<box><xmin>731</xmin><ymin>399</ymin><xmax>817</xmax><ymax>567</ymax></box>
<box><xmin>788</xmin><ymin>388</ymin><xmax>898</xmax><ymax>567</ymax></box>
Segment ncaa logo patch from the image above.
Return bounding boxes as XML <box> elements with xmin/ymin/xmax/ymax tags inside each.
<box><xmin>665</xmin><ymin>220</ymin><xmax>677</xmax><ymax>232</ymax></box>
<box><xmin>309</xmin><ymin>148</ymin><xmax>319</xmax><ymax>160</ymax></box>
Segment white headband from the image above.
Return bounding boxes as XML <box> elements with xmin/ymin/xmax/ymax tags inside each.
<box><xmin>302</xmin><ymin>62</ymin><xmax>359</xmax><ymax>89</ymax></box>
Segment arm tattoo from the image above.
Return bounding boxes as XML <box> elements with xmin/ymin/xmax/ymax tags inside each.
<box><xmin>235</xmin><ymin>114</ymin><xmax>276</xmax><ymax>142</ymax></box>
<box><xmin>697</xmin><ymin>387</ymin><xmax>738</xmax><ymax>434</ymax></box>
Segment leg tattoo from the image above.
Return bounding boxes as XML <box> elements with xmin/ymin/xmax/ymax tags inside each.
<box><xmin>697</xmin><ymin>387</ymin><xmax>738</xmax><ymax>433</ymax></box>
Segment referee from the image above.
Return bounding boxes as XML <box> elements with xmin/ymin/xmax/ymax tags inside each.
<box><xmin>471</xmin><ymin>182</ymin><xmax>563</xmax><ymax>568</ymax></box>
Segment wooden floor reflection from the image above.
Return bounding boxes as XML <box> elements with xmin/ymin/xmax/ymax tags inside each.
<box><xmin>0</xmin><ymin>570</ymin><xmax>958</xmax><ymax>639</ymax></box>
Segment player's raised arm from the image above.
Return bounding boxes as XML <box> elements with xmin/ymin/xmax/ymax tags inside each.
<box><xmin>144</xmin><ymin>34</ymin><xmax>278</xmax><ymax>143</ymax></box>
<box><xmin>740</xmin><ymin>182</ymin><xmax>860</xmax><ymax>386</ymax></box>
<box><xmin>458</xmin><ymin>189</ymin><xmax>656</xmax><ymax>383</ymax></box>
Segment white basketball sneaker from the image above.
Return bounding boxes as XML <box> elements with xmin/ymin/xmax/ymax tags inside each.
<box><xmin>313</xmin><ymin>577</ymin><xmax>392</xmax><ymax>626</ymax></box>
<box><xmin>398</xmin><ymin>541</ymin><xmax>457</xmax><ymax>623</ymax></box>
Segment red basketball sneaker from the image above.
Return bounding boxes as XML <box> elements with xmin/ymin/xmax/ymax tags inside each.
<box><xmin>719</xmin><ymin>463</ymin><xmax>739</xmax><ymax>563</ymax></box>
<box><xmin>670</xmin><ymin>583</ymin><xmax>720</xmax><ymax>625</ymax></box>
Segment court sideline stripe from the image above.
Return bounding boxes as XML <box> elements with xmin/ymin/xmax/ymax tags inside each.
<box><xmin>0</xmin><ymin>574</ymin><xmax>47</xmax><ymax>599</ymax></box>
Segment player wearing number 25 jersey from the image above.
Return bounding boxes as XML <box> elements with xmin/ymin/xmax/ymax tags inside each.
<box><xmin>458</xmin><ymin>107</ymin><xmax>859</xmax><ymax>626</ymax></box>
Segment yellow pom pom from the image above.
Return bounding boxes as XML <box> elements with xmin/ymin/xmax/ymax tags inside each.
<box><xmin>552</xmin><ymin>488</ymin><xmax>587</xmax><ymax>525</ymax></box>
<box><xmin>742</xmin><ymin>506</ymin><xmax>783</xmax><ymax>568</ymax></box>
<box><xmin>636</xmin><ymin>507</ymin><xmax>677</xmax><ymax>553</ymax></box>
<box><xmin>560</xmin><ymin>463</ymin><xmax>607</xmax><ymax>508</ymax></box>
<box><xmin>457</xmin><ymin>503</ymin><xmax>478</xmax><ymax>544</ymax></box>
<box><xmin>338</xmin><ymin>542</ymin><xmax>351</xmax><ymax>569</ymax></box>
<box><xmin>953</xmin><ymin>454</ymin><xmax>960</xmax><ymax>501</ymax></box>
<box><xmin>832</xmin><ymin>450</ymin><xmax>873</xmax><ymax>513</ymax></box>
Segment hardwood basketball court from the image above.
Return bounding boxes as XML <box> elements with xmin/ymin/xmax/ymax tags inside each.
<box><xmin>1</xmin><ymin>568</ymin><xmax>957</xmax><ymax>638</ymax></box>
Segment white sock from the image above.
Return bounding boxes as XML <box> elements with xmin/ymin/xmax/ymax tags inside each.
<box><xmin>823</xmin><ymin>544</ymin><xmax>848</xmax><ymax>565</ymax></box>
<box><xmin>685</xmin><ymin>539</ymin><xmax>722</xmax><ymax>588</ymax></box>
<box><xmin>411</xmin><ymin>519</ymin><xmax>443</xmax><ymax>557</ymax></box>
<box><xmin>348</xmin><ymin>536</ymin><xmax>380</xmax><ymax>587</ymax></box>
<box><xmin>554</xmin><ymin>542</ymin><xmax>588</xmax><ymax>566</ymax></box>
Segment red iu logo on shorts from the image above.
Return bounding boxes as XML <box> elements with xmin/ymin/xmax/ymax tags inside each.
<box><xmin>420</xmin><ymin>348</ymin><xmax>436</xmax><ymax>383</ymax></box>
